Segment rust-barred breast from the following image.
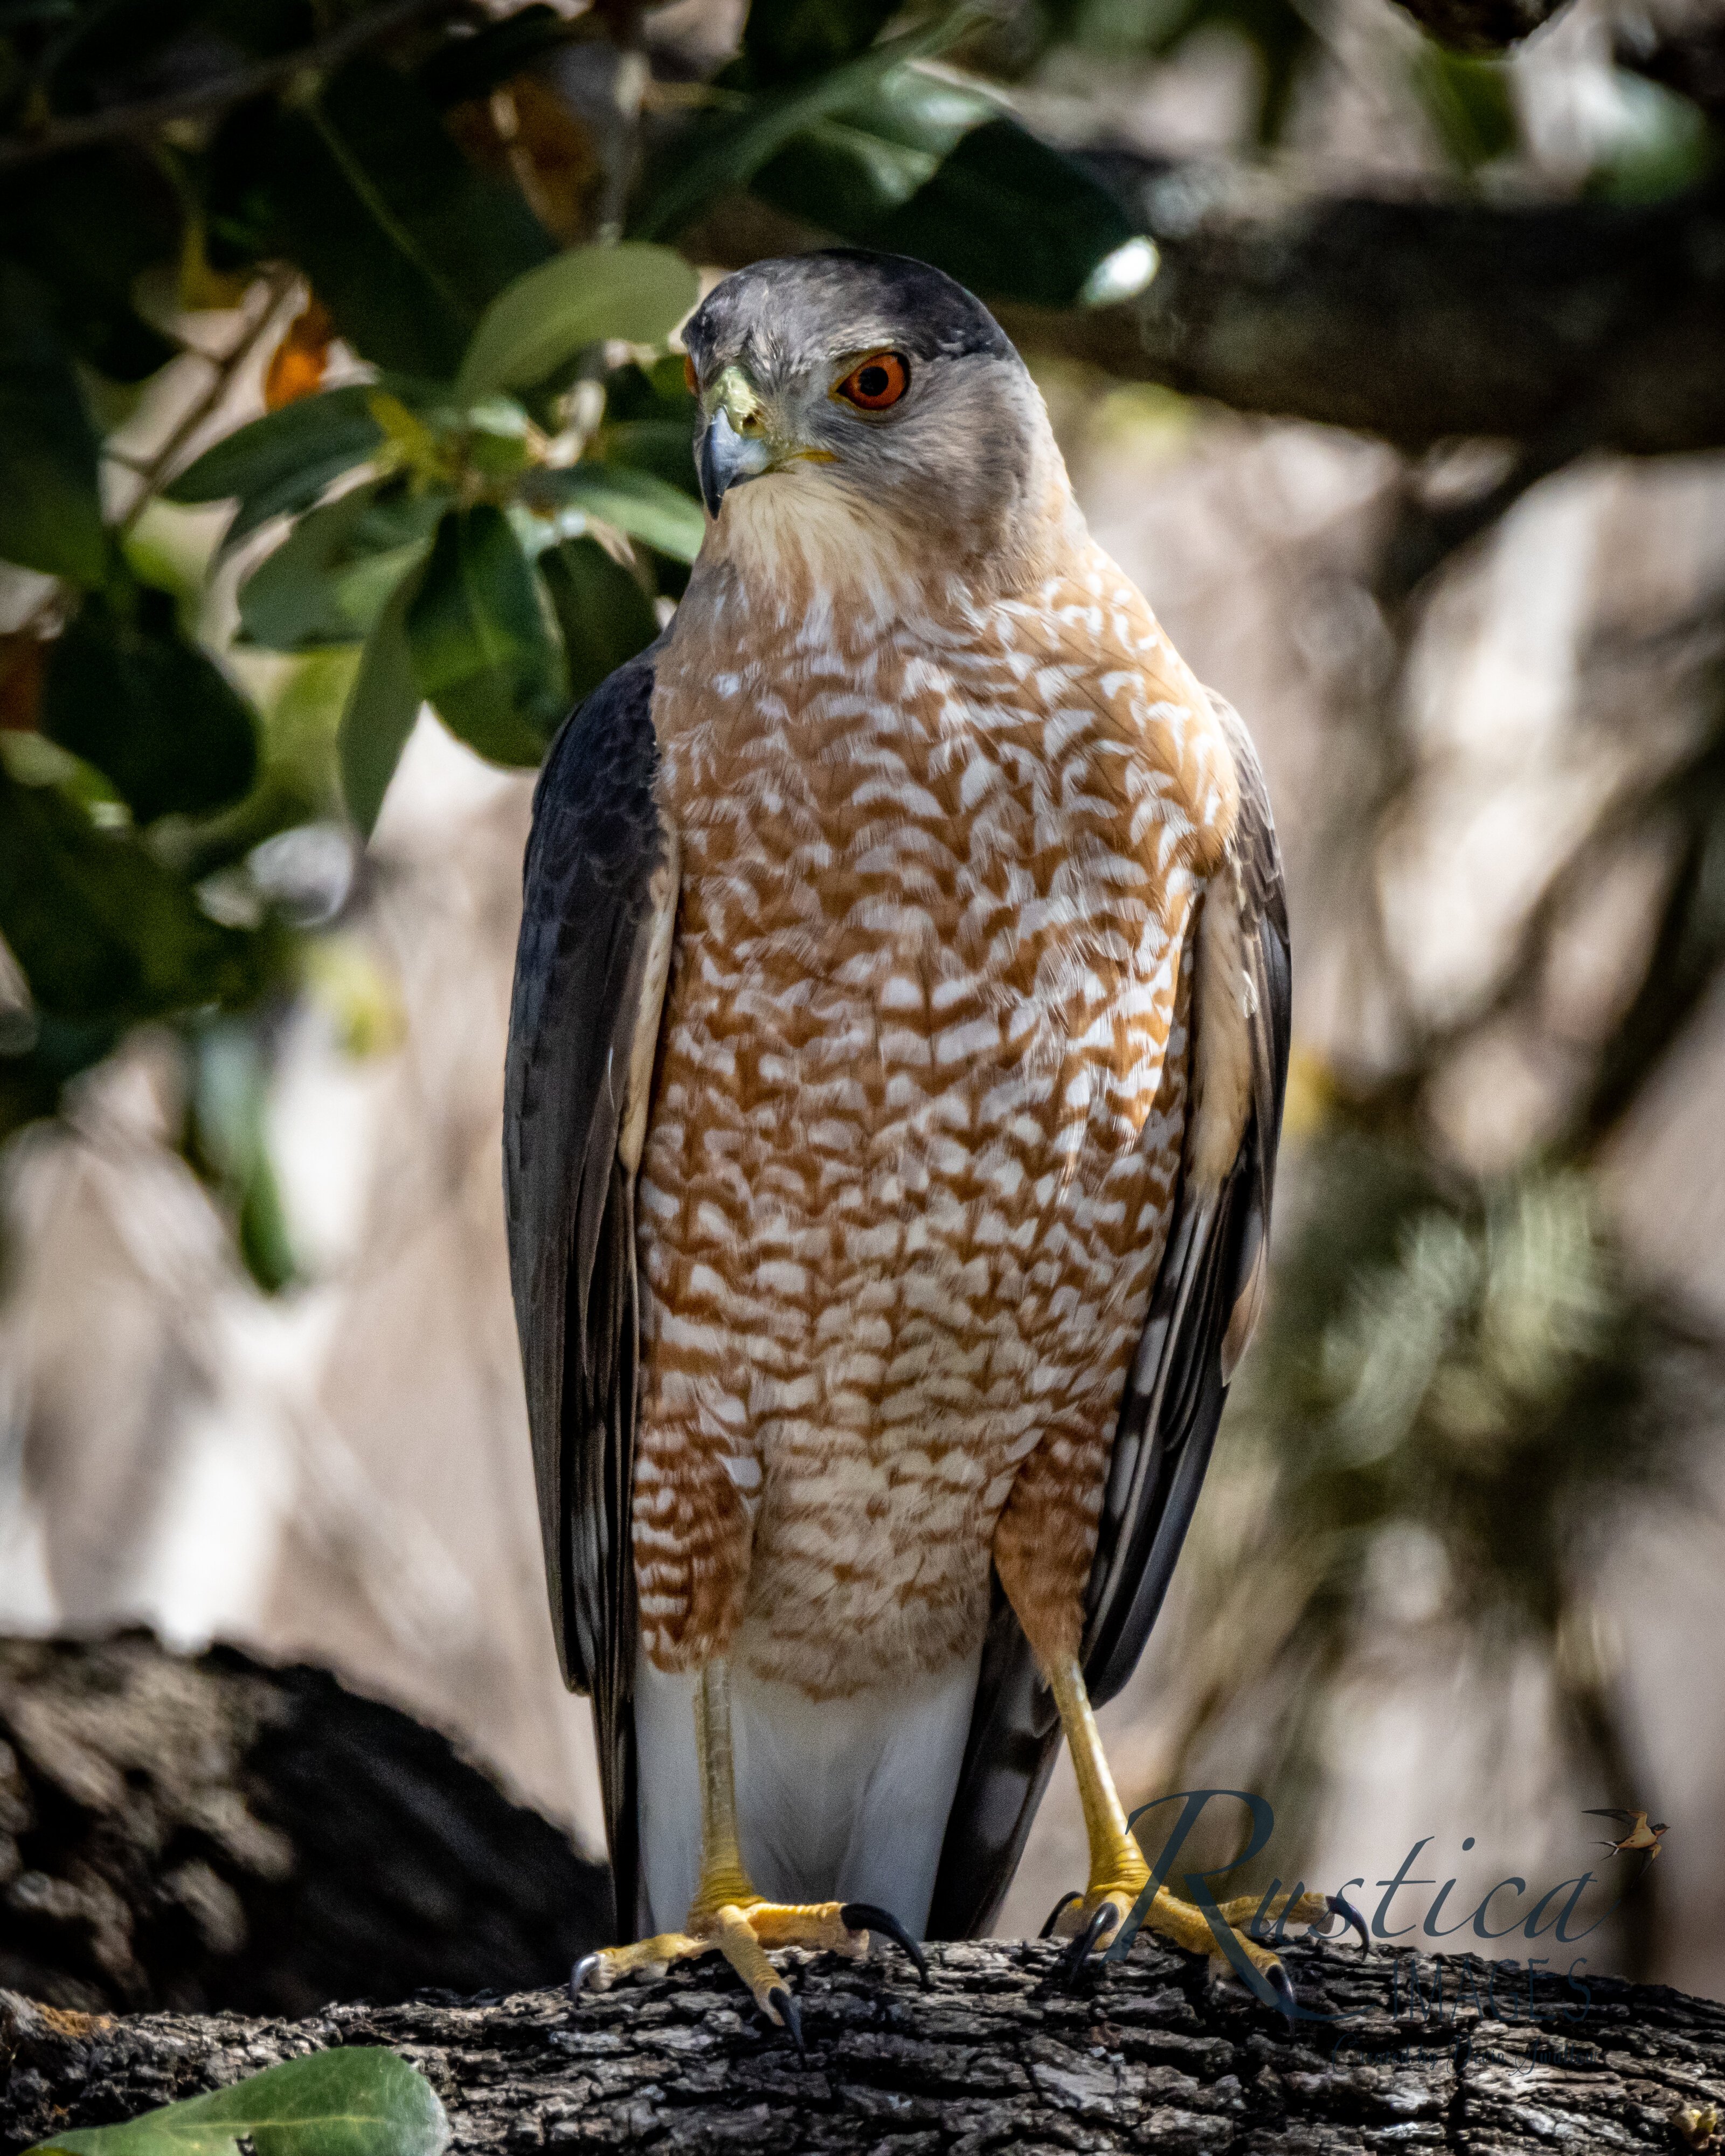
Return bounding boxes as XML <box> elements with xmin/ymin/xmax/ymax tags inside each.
<box><xmin>633</xmin><ymin>540</ymin><xmax>1237</xmax><ymax>1701</ymax></box>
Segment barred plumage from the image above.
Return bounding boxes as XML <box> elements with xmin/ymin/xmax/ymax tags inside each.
<box><xmin>636</xmin><ymin>537</ymin><xmax>1234</xmax><ymax>1699</ymax></box>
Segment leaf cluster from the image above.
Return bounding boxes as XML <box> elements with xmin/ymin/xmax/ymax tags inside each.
<box><xmin>0</xmin><ymin>0</ymin><xmax>1174</xmax><ymax>1283</ymax></box>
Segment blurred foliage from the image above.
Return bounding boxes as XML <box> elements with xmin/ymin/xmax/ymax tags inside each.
<box><xmin>0</xmin><ymin>0</ymin><xmax>1175</xmax><ymax>1282</ymax></box>
<box><xmin>1178</xmin><ymin>1138</ymin><xmax>1719</xmax><ymax>1765</ymax></box>
<box><xmin>1133</xmin><ymin>482</ymin><xmax>1725</xmax><ymax>1978</ymax></box>
<box><xmin>1584</xmin><ymin>66</ymin><xmax>1717</xmax><ymax>202</ymax></box>
<box><xmin>1031</xmin><ymin>0</ymin><xmax>1318</xmax><ymax>142</ymax></box>
<box><xmin>1411</xmin><ymin>46</ymin><xmax>1518</xmax><ymax>170</ymax></box>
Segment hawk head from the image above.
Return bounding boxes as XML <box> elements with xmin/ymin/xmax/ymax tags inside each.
<box><xmin>682</xmin><ymin>250</ymin><xmax>1072</xmax><ymax>595</ymax></box>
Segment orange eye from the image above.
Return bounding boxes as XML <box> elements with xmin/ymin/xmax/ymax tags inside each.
<box><xmin>836</xmin><ymin>352</ymin><xmax>909</xmax><ymax>410</ymax></box>
<box><xmin>683</xmin><ymin>352</ymin><xmax>698</xmax><ymax>394</ymax></box>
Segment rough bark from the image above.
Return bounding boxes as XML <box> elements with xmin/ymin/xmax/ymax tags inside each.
<box><xmin>4</xmin><ymin>1933</ymin><xmax>1724</xmax><ymax>2154</ymax></box>
<box><xmin>0</xmin><ymin>1634</ymin><xmax>610</xmax><ymax>2021</ymax></box>
<box><xmin>999</xmin><ymin>161</ymin><xmax>1725</xmax><ymax>459</ymax></box>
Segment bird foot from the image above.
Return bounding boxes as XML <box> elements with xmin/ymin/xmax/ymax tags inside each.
<box><xmin>572</xmin><ymin>1896</ymin><xmax>927</xmax><ymax>2050</ymax></box>
<box><xmin>1041</xmin><ymin>1874</ymin><xmax>1319</xmax><ymax>2013</ymax></box>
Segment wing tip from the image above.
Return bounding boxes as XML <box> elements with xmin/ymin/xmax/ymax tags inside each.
<box><xmin>1220</xmin><ymin>1237</ymin><xmax>1267</xmax><ymax>1383</ymax></box>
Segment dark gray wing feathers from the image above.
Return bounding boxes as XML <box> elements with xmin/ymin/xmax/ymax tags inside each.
<box><xmin>503</xmin><ymin>646</ymin><xmax>669</xmax><ymax>1938</ymax></box>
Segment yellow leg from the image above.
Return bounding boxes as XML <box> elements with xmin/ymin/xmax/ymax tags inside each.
<box><xmin>573</xmin><ymin>1661</ymin><xmax>927</xmax><ymax>2044</ymax></box>
<box><xmin>1044</xmin><ymin>1655</ymin><xmax>1316</xmax><ymax>2002</ymax></box>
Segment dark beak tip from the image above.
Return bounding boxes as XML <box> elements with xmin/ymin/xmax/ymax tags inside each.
<box><xmin>697</xmin><ymin>434</ymin><xmax>723</xmax><ymax>521</ymax></box>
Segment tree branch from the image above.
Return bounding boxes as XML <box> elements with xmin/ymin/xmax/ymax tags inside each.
<box><xmin>5</xmin><ymin>1938</ymin><xmax>1725</xmax><ymax>2153</ymax></box>
<box><xmin>0</xmin><ymin>1634</ymin><xmax>609</xmax><ymax>2020</ymax></box>
<box><xmin>2</xmin><ymin>1641</ymin><xmax>1721</xmax><ymax>2151</ymax></box>
<box><xmin>995</xmin><ymin>158</ymin><xmax>1725</xmax><ymax>457</ymax></box>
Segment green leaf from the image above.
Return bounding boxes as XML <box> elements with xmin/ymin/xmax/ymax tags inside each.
<box><xmin>340</xmin><ymin>562</ymin><xmax>426</xmax><ymax>838</ymax></box>
<box><xmin>749</xmin><ymin>66</ymin><xmax>990</xmax><ymax>227</ymax></box>
<box><xmin>540</xmin><ymin>537</ymin><xmax>660</xmax><ymax>706</ymax></box>
<box><xmin>26</xmin><ymin>2046</ymin><xmax>449</xmax><ymax>2156</ymax></box>
<box><xmin>629</xmin><ymin>8</ymin><xmax>979</xmax><ymax>241</ymax></box>
<box><xmin>605</xmin><ymin>354</ymin><xmax>701</xmax><ymax>422</ymax></box>
<box><xmin>165</xmin><ymin>386</ymin><xmax>387</xmax><ymax>552</ymax></box>
<box><xmin>238</xmin><ymin>488</ymin><xmax>377</xmax><ymax>653</ymax></box>
<box><xmin>0</xmin><ymin>768</ymin><xmax>274</xmax><ymax>1028</ymax></box>
<box><xmin>0</xmin><ymin>264</ymin><xmax>108</xmax><ymax>588</ymax></box>
<box><xmin>747</xmin><ymin>89</ymin><xmax>1141</xmax><ymax>304</ymax></box>
<box><xmin>594</xmin><ymin>358</ymin><xmax>702</xmax><ymax>496</ymax></box>
<box><xmin>456</xmin><ymin>244</ymin><xmax>701</xmax><ymax>402</ymax></box>
<box><xmin>188</xmin><ymin>1019</ymin><xmax>297</xmax><ymax>1295</ymax></box>
<box><xmin>886</xmin><ymin>121</ymin><xmax>1134</xmax><ymax>307</ymax></box>
<box><xmin>1413</xmin><ymin>47</ymin><xmax>1518</xmax><ymax>170</ymax></box>
<box><xmin>529</xmin><ymin>465</ymin><xmax>705</xmax><ymax>563</ymax></box>
<box><xmin>265</xmin><ymin>56</ymin><xmax>556</xmax><ymax>379</ymax></box>
<box><xmin>43</xmin><ymin>588</ymin><xmax>259</xmax><ymax>825</ymax></box>
<box><xmin>1586</xmin><ymin>70</ymin><xmax>1713</xmax><ymax>204</ymax></box>
<box><xmin>167</xmin><ymin>388</ymin><xmax>383</xmax><ymax>503</ymax></box>
<box><xmin>595</xmin><ymin>420</ymin><xmax>701</xmax><ymax>495</ymax></box>
<box><xmin>238</xmin><ymin>483</ymin><xmax>444</xmax><ymax>653</ymax></box>
<box><xmin>406</xmin><ymin>506</ymin><xmax>566</xmax><ymax>766</ymax></box>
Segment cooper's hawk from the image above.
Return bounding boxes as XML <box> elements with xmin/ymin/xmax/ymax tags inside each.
<box><xmin>505</xmin><ymin>250</ymin><xmax>1304</xmax><ymax>2036</ymax></box>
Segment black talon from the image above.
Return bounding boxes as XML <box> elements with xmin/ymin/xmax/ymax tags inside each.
<box><xmin>1057</xmin><ymin>1902</ymin><xmax>1118</xmax><ymax>1987</ymax></box>
<box><xmin>1039</xmin><ymin>1889</ymin><xmax>1083</xmax><ymax>1940</ymax></box>
<box><xmin>1266</xmin><ymin>1960</ymin><xmax>1297</xmax><ymax>2024</ymax></box>
<box><xmin>570</xmin><ymin>1952</ymin><xmax>601</xmax><ymax>2001</ymax></box>
<box><xmin>1326</xmin><ymin>1891</ymin><xmax>1370</xmax><ymax>1952</ymax></box>
<box><xmin>840</xmin><ymin>1901</ymin><xmax>931</xmax><ymax>1987</ymax></box>
<box><xmin>766</xmin><ymin>1983</ymin><xmax>806</xmax><ymax>2060</ymax></box>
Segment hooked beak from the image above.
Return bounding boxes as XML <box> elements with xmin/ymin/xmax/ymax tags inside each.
<box><xmin>698</xmin><ymin>405</ymin><xmax>771</xmax><ymax>519</ymax></box>
<box><xmin>696</xmin><ymin>363</ymin><xmax>785</xmax><ymax>519</ymax></box>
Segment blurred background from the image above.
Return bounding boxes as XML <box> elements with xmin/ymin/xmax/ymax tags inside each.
<box><xmin>1</xmin><ymin>0</ymin><xmax>1722</xmax><ymax>2016</ymax></box>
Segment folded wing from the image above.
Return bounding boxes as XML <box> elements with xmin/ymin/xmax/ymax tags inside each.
<box><xmin>503</xmin><ymin>647</ymin><xmax>677</xmax><ymax>1938</ymax></box>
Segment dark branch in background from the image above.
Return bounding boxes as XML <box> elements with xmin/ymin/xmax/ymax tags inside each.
<box><xmin>1381</xmin><ymin>0</ymin><xmax>1570</xmax><ymax>52</ymax></box>
<box><xmin>0</xmin><ymin>0</ymin><xmax>464</xmax><ymax>172</ymax></box>
<box><xmin>1577</xmin><ymin>729</ymin><xmax>1725</xmax><ymax>1150</ymax></box>
<box><xmin>5</xmin><ymin>1943</ymin><xmax>1725</xmax><ymax>2153</ymax></box>
<box><xmin>994</xmin><ymin>158</ymin><xmax>1725</xmax><ymax>458</ymax></box>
